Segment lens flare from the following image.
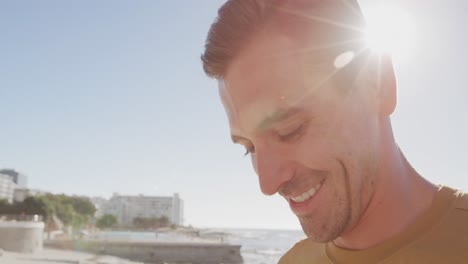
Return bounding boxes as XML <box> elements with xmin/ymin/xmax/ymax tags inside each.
<box><xmin>363</xmin><ymin>5</ymin><xmax>416</xmax><ymax>58</ymax></box>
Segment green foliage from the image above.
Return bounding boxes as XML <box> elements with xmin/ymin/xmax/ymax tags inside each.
<box><xmin>0</xmin><ymin>194</ymin><xmax>97</xmax><ymax>230</ymax></box>
<box><xmin>0</xmin><ymin>199</ymin><xmax>9</xmax><ymax>206</ymax></box>
<box><xmin>43</xmin><ymin>194</ymin><xmax>96</xmax><ymax>229</ymax></box>
<box><xmin>0</xmin><ymin>199</ymin><xmax>12</xmax><ymax>214</ymax></box>
<box><xmin>68</xmin><ymin>196</ymin><xmax>96</xmax><ymax>216</ymax></box>
<box><xmin>96</xmin><ymin>214</ymin><xmax>118</xmax><ymax>229</ymax></box>
<box><xmin>133</xmin><ymin>215</ymin><xmax>171</xmax><ymax>229</ymax></box>
<box><xmin>55</xmin><ymin>203</ymin><xmax>75</xmax><ymax>225</ymax></box>
<box><xmin>0</xmin><ymin>197</ymin><xmax>47</xmax><ymax>217</ymax></box>
<box><xmin>16</xmin><ymin>197</ymin><xmax>48</xmax><ymax>216</ymax></box>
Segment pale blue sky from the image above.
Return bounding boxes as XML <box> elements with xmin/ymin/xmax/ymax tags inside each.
<box><xmin>1</xmin><ymin>0</ymin><xmax>467</xmax><ymax>229</ymax></box>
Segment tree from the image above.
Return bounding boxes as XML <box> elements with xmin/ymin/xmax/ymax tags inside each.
<box><xmin>96</xmin><ymin>214</ymin><xmax>117</xmax><ymax>229</ymax></box>
<box><xmin>0</xmin><ymin>199</ymin><xmax>9</xmax><ymax>206</ymax></box>
<box><xmin>158</xmin><ymin>215</ymin><xmax>170</xmax><ymax>227</ymax></box>
<box><xmin>69</xmin><ymin>197</ymin><xmax>96</xmax><ymax>216</ymax></box>
<box><xmin>16</xmin><ymin>196</ymin><xmax>48</xmax><ymax>217</ymax></box>
<box><xmin>1</xmin><ymin>194</ymin><xmax>98</xmax><ymax>234</ymax></box>
<box><xmin>37</xmin><ymin>193</ymin><xmax>97</xmax><ymax>229</ymax></box>
<box><xmin>67</xmin><ymin>196</ymin><xmax>96</xmax><ymax>228</ymax></box>
<box><xmin>132</xmin><ymin>216</ymin><xmax>171</xmax><ymax>229</ymax></box>
<box><xmin>0</xmin><ymin>199</ymin><xmax>12</xmax><ymax>215</ymax></box>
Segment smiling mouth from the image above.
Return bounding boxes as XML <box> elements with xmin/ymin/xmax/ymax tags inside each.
<box><xmin>288</xmin><ymin>180</ymin><xmax>324</xmax><ymax>203</ymax></box>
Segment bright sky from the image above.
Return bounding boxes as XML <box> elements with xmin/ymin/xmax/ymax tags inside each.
<box><xmin>1</xmin><ymin>0</ymin><xmax>467</xmax><ymax>230</ymax></box>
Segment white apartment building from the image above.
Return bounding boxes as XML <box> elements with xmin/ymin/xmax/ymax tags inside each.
<box><xmin>90</xmin><ymin>197</ymin><xmax>108</xmax><ymax>218</ymax></box>
<box><xmin>0</xmin><ymin>169</ymin><xmax>27</xmax><ymax>188</ymax></box>
<box><xmin>99</xmin><ymin>193</ymin><xmax>183</xmax><ymax>227</ymax></box>
<box><xmin>0</xmin><ymin>173</ymin><xmax>16</xmax><ymax>203</ymax></box>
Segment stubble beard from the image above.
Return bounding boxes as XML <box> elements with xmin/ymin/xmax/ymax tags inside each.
<box><xmin>298</xmin><ymin>197</ymin><xmax>351</xmax><ymax>243</ymax></box>
<box><xmin>298</xmin><ymin>164</ymin><xmax>353</xmax><ymax>243</ymax></box>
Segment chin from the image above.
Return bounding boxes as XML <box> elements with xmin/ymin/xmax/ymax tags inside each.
<box><xmin>299</xmin><ymin>215</ymin><xmax>348</xmax><ymax>243</ymax></box>
<box><xmin>300</xmin><ymin>221</ymin><xmax>333</xmax><ymax>243</ymax></box>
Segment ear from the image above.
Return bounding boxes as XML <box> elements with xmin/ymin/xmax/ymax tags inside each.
<box><xmin>377</xmin><ymin>55</ymin><xmax>397</xmax><ymax>116</ymax></box>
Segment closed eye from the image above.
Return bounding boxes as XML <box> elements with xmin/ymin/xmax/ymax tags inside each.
<box><xmin>277</xmin><ymin>122</ymin><xmax>308</xmax><ymax>142</ymax></box>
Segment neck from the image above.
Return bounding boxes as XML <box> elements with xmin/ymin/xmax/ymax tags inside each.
<box><xmin>333</xmin><ymin>120</ymin><xmax>437</xmax><ymax>250</ymax></box>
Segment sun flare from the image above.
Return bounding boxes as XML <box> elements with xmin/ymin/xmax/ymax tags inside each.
<box><xmin>363</xmin><ymin>5</ymin><xmax>416</xmax><ymax>58</ymax></box>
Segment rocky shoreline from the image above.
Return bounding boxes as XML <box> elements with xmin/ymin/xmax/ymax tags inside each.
<box><xmin>44</xmin><ymin>239</ymin><xmax>243</xmax><ymax>264</ymax></box>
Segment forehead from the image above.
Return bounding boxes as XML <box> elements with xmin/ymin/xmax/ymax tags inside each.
<box><xmin>220</xmin><ymin>34</ymin><xmax>337</xmax><ymax>134</ymax></box>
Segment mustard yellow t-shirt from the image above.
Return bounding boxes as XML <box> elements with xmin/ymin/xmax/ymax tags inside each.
<box><xmin>279</xmin><ymin>186</ymin><xmax>468</xmax><ymax>264</ymax></box>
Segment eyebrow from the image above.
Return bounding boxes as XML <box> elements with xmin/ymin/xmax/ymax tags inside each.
<box><xmin>258</xmin><ymin>107</ymin><xmax>303</xmax><ymax>131</ymax></box>
<box><xmin>230</xmin><ymin>107</ymin><xmax>304</xmax><ymax>143</ymax></box>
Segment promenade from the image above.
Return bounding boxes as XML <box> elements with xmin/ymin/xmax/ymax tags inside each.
<box><xmin>0</xmin><ymin>248</ymin><xmax>141</xmax><ymax>264</ymax></box>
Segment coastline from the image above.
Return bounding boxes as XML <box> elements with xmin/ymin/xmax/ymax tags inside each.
<box><xmin>43</xmin><ymin>238</ymin><xmax>243</xmax><ymax>264</ymax></box>
<box><xmin>0</xmin><ymin>247</ymin><xmax>141</xmax><ymax>264</ymax></box>
<box><xmin>0</xmin><ymin>228</ymin><xmax>304</xmax><ymax>264</ymax></box>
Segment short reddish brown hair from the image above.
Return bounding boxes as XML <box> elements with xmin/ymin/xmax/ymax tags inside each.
<box><xmin>201</xmin><ymin>0</ymin><xmax>365</xmax><ymax>79</ymax></box>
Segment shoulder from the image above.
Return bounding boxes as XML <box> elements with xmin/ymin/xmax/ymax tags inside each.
<box><xmin>411</xmin><ymin>186</ymin><xmax>468</xmax><ymax>259</ymax></box>
<box><xmin>278</xmin><ymin>238</ymin><xmax>330</xmax><ymax>264</ymax></box>
<box><xmin>453</xmin><ymin>188</ymin><xmax>468</xmax><ymax>211</ymax></box>
<box><xmin>432</xmin><ymin>186</ymin><xmax>468</xmax><ymax>238</ymax></box>
<box><xmin>435</xmin><ymin>186</ymin><xmax>468</xmax><ymax>212</ymax></box>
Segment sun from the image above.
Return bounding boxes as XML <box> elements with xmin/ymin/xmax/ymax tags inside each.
<box><xmin>363</xmin><ymin>4</ymin><xmax>416</xmax><ymax>58</ymax></box>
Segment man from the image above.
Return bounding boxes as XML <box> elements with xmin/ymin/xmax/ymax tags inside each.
<box><xmin>201</xmin><ymin>0</ymin><xmax>468</xmax><ymax>263</ymax></box>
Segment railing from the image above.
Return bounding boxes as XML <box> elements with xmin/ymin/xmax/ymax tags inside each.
<box><xmin>0</xmin><ymin>214</ymin><xmax>43</xmax><ymax>222</ymax></box>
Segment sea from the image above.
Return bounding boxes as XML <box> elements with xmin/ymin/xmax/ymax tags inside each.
<box><xmin>218</xmin><ymin>228</ymin><xmax>306</xmax><ymax>264</ymax></box>
<box><xmin>97</xmin><ymin>228</ymin><xmax>306</xmax><ymax>264</ymax></box>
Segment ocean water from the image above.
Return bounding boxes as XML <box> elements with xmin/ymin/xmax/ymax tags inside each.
<box><xmin>219</xmin><ymin>228</ymin><xmax>306</xmax><ymax>264</ymax></box>
<box><xmin>97</xmin><ymin>228</ymin><xmax>306</xmax><ymax>264</ymax></box>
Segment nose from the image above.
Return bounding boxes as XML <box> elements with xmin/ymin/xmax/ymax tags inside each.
<box><xmin>252</xmin><ymin>144</ymin><xmax>294</xmax><ymax>196</ymax></box>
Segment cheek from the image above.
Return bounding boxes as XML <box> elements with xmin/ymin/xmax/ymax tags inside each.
<box><xmin>293</xmin><ymin>128</ymin><xmax>341</xmax><ymax>169</ymax></box>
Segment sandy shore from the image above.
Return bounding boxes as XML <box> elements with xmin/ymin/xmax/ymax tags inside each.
<box><xmin>0</xmin><ymin>248</ymin><xmax>142</xmax><ymax>264</ymax></box>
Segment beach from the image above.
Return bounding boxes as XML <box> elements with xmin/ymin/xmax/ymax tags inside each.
<box><xmin>0</xmin><ymin>228</ymin><xmax>304</xmax><ymax>264</ymax></box>
<box><xmin>0</xmin><ymin>248</ymin><xmax>141</xmax><ymax>264</ymax></box>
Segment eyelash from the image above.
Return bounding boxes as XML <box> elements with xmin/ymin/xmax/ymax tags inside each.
<box><xmin>241</xmin><ymin>123</ymin><xmax>307</xmax><ymax>156</ymax></box>
<box><xmin>243</xmin><ymin>145</ymin><xmax>255</xmax><ymax>156</ymax></box>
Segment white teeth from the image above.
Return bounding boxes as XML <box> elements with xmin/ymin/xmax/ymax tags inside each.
<box><xmin>307</xmin><ymin>187</ymin><xmax>316</xmax><ymax>197</ymax></box>
<box><xmin>290</xmin><ymin>182</ymin><xmax>322</xmax><ymax>203</ymax></box>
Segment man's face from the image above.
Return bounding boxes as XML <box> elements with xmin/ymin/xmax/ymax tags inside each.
<box><xmin>220</xmin><ymin>33</ymin><xmax>384</xmax><ymax>242</ymax></box>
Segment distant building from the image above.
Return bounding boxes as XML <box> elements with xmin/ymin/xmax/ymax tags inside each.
<box><xmin>90</xmin><ymin>197</ymin><xmax>108</xmax><ymax>218</ymax></box>
<box><xmin>0</xmin><ymin>173</ymin><xmax>16</xmax><ymax>203</ymax></box>
<box><xmin>13</xmin><ymin>188</ymin><xmax>47</xmax><ymax>203</ymax></box>
<box><xmin>99</xmin><ymin>193</ymin><xmax>184</xmax><ymax>227</ymax></box>
<box><xmin>0</xmin><ymin>169</ymin><xmax>28</xmax><ymax>188</ymax></box>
